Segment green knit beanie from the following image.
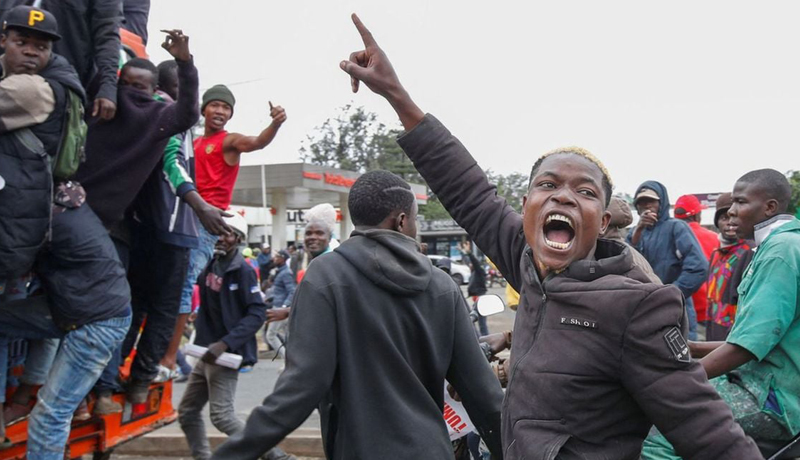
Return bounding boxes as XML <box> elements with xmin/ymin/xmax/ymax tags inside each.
<box><xmin>201</xmin><ymin>84</ymin><xmax>236</xmax><ymax>117</ymax></box>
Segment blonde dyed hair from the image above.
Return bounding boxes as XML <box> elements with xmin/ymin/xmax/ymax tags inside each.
<box><xmin>528</xmin><ymin>146</ymin><xmax>614</xmax><ymax>206</ymax></box>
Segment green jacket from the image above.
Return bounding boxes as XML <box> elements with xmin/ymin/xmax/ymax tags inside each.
<box><xmin>727</xmin><ymin>216</ymin><xmax>800</xmax><ymax>434</ymax></box>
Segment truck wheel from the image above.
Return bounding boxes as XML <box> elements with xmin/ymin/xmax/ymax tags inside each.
<box><xmin>452</xmin><ymin>273</ymin><xmax>464</xmax><ymax>285</ymax></box>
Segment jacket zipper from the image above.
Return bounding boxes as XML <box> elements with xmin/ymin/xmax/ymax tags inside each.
<box><xmin>505</xmin><ymin>271</ymin><xmax>553</xmax><ymax>397</ymax></box>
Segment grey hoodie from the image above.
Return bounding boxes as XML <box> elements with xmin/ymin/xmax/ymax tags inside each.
<box><xmin>212</xmin><ymin>229</ymin><xmax>504</xmax><ymax>460</ymax></box>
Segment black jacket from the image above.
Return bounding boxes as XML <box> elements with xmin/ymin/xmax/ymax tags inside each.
<box><xmin>0</xmin><ymin>54</ymin><xmax>85</xmax><ymax>279</ymax></box>
<box><xmin>212</xmin><ymin>229</ymin><xmax>504</xmax><ymax>460</ymax></box>
<box><xmin>194</xmin><ymin>252</ymin><xmax>266</xmax><ymax>367</ymax></box>
<box><xmin>76</xmin><ymin>58</ymin><xmax>199</xmax><ymax>227</ymax></box>
<box><xmin>396</xmin><ymin>114</ymin><xmax>761</xmax><ymax>460</ymax></box>
<box><xmin>0</xmin><ymin>0</ymin><xmax>122</xmax><ymax>103</ymax></box>
<box><xmin>466</xmin><ymin>251</ymin><xmax>487</xmax><ymax>296</ymax></box>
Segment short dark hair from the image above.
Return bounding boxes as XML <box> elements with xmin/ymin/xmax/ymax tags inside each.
<box><xmin>528</xmin><ymin>148</ymin><xmax>613</xmax><ymax>207</ymax></box>
<box><xmin>349</xmin><ymin>170</ymin><xmax>416</xmax><ymax>226</ymax></box>
<box><xmin>122</xmin><ymin>58</ymin><xmax>158</xmax><ymax>81</ymax></box>
<box><xmin>156</xmin><ymin>60</ymin><xmax>178</xmax><ymax>89</ymax></box>
<box><xmin>737</xmin><ymin>168</ymin><xmax>792</xmax><ymax>213</ymax></box>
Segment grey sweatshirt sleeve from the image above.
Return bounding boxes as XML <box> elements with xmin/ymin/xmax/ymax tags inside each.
<box><xmin>621</xmin><ymin>285</ymin><xmax>761</xmax><ymax>459</ymax></box>
<box><xmin>211</xmin><ymin>281</ymin><xmax>337</xmax><ymax>460</ymax></box>
<box><xmin>446</xmin><ymin>290</ymin><xmax>504</xmax><ymax>459</ymax></box>
<box><xmin>397</xmin><ymin>115</ymin><xmax>527</xmax><ymax>291</ymax></box>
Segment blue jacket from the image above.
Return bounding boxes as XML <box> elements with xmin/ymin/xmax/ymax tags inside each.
<box><xmin>195</xmin><ymin>252</ymin><xmax>266</xmax><ymax>367</ymax></box>
<box><xmin>627</xmin><ymin>181</ymin><xmax>707</xmax><ymax>298</ymax></box>
<box><xmin>271</xmin><ymin>264</ymin><xmax>296</xmax><ymax>308</ymax></box>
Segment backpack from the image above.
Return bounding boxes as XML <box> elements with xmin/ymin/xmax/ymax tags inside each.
<box><xmin>51</xmin><ymin>90</ymin><xmax>88</xmax><ymax>180</ymax></box>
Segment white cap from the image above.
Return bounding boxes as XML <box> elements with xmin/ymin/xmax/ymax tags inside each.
<box><xmin>223</xmin><ymin>213</ymin><xmax>248</xmax><ymax>239</ymax></box>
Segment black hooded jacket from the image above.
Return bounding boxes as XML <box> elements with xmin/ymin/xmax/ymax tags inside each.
<box><xmin>211</xmin><ymin>229</ymin><xmax>504</xmax><ymax>460</ymax></box>
<box><xmin>394</xmin><ymin>114</ymin><xmax>761</xmax><ymax>460</ymax></box>
<box><xmin>0</xmin><ymin>54</ymin><xmax>85</xmax><ymax>279</ymax></box>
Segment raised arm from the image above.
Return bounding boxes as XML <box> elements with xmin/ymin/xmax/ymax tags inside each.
<box><xmin>339</xmin><ymin>14</ymin><xmax>526</xmax><ymax>287</ymax></box>
<box><xmin>210</xmin><ymin>279</ymin><xmax>337</xmax><ymax>460</ymax></box>
<box><xmin>223</xmin><ymin>102</ymin><xmax>287</xmax><ymax>155</ymax></box>
<box><xmin>156</xmin><ymin>30</ymin><xmax>200</xmax><ymax>137</ymax></box>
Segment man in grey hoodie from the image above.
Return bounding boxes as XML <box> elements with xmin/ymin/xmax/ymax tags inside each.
<box><xmin>211</xmin><ymin>170</ymin><xmax>504</xmax><ymax>460</ymax></box>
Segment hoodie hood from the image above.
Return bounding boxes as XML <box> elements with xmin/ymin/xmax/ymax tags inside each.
<box><xmin>39</xmin><ymin>53</ymin><xmax>86</xmax><ymax>105</ymax></box>
<box><xmin>335</xmin><ymin>229</ymin><xmax>432</xmax><ymax>296</ymax></box>
<box><xmin>635</xmin><ymin>180</ymin><xmax>671</xmax><ymax>222</ymax></box>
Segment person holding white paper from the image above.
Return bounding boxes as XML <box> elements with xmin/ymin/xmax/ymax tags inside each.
<box><xmin>177</xmin><ymin>213</ymin><xmax>293</xmax><ymax>460</ymax></box>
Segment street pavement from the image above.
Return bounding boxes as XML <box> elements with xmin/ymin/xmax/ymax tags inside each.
<box><xmin>113</xmin><ymin>284</ymin><xmax>515</xmax><ymax>458</ymax></box>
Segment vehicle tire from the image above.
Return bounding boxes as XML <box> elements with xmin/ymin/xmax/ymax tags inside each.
<box><xmin>452</xmin><ymin>273</ymin><xmax>464</xmax><ymax>285</ymax></box>
<box><xmin>500</xmin><ymin>278</ymin><xmax>507</xmax><ymax>288</ymax></box>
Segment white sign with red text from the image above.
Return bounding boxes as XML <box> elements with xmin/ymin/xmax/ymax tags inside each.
<box><xmin>443</xmin><ymin>382</ymin><xmax>476</xmax><ymax>441</ymax></box>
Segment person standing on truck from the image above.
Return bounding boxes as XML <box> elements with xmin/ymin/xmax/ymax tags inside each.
<box><xmin>179</xmin><ymin>86</ymin><xmax>287</xmax><ymax>363</ymax></box>
<box><xmin>0</xmin><ymin>0</ymin><xmax>122</xmax><ymax>121</ymax></box>
<box><xmin>335</xmin><ymin>13</ymin><xmax>760</xmax><ymax>459</ymax></box>
<box><xmin>0</xmin><ymin>6</ymin><xmax>131</xmax><ymax>457</ymax></box>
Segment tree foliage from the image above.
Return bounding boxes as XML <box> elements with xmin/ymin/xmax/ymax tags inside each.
<box><xmin>788</xmin><ymin>170</ymin><xmax>800</xmax><ymax>217</ymax></box>
<box><xmin>300</xmin><ymin>105</ymin><xmax>529</xmax><ymax>220</ymax></box>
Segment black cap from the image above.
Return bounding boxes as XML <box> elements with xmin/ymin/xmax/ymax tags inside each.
<box><xmin>2</xmin><ymin>5</ymin><xmax>61</xmax><ymax>41</ymax></box>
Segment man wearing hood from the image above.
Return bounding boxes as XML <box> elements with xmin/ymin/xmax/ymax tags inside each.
<box><xmin>627</xmin><ymin>181</ymin><xmax>708</xmax><ymax>339</ymax></box>
<box><xmin>211</xmin><ymin>170</ymin><xmax>504</xmax><ymax>460</ymax></box>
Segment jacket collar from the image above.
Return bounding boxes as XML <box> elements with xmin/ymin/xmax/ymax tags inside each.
<box><xmin>754</xmin><ymin>214</ymin><xmax>794</xmax><ymax>247</ymax></box>
<box><xmin>222</xmin><ymin>251</ymin><xmax>244</xmax><ymax>274</ymax></box>
<box><xmin>522</xmin><ymin>238</ymin><xmax>634</xmax><ymax>285</ymax></box>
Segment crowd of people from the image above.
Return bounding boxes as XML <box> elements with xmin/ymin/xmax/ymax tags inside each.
<box><xmin>0</xmin><ymin>4</ymin><xmax>798</xmax><ymax>460</ymax></box>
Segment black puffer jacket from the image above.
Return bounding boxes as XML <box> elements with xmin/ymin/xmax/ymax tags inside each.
<box><xmin>0</xmin><ymin>54</ymin><xmax>85</xmax><ymax>279</ymax></box>
<box><xmin>396</xmin><ymin>114</ymin><xmax>762</xmax><ymax>460</ymax></box>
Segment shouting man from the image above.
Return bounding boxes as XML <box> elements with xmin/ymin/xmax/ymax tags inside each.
<box><xmin>336</xmin><ymin>14</ymin><xmax>761</xmax><ymax>460</ymax></box>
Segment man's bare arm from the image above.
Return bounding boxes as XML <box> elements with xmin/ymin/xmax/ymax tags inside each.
<box><xmin>688</xmin><ymin>340</ymin><xmax>724</xmax><ymax>359</ymax></box>
<box><xmin>700</xmin><ymin>343</ymin><xmax>756</xmax><ymax>380</ymax></box>
<box><xmin>224</xmin><ymin>102</ymin><xmax>286</xmax><ymax>155</ymax></box>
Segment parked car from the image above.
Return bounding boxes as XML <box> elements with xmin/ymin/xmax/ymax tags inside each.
<box><xmin>426</xmin><ymin>255</ymin><xmax>471</xmax><ymax>285</ymax></box>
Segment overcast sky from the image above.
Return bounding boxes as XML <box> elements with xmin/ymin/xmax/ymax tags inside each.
<box><xmin>146</xmin><ymin>1</ymin><xmax>797</xmax><ymax>201</ymax></box>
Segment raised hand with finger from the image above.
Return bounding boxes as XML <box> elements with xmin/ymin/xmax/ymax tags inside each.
<box><xmin>161</xmin><ymin>29</ymin><xmax>191</xmax><ymax>62</ymax></box>
<box><xmin>339</xmin><ymin>14</ymin><xmax>424</xmax><ymax>130</ymax></box>
<box><xmin>269</xmin><ymin>101</ymin><xmax>287</xmax><ymax>127</ymax></box>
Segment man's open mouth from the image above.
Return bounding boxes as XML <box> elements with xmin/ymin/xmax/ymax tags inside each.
<box><xmin>543</xmin><ymin>213</ymin><xmax>575</xmax><ymax>250</ymax></box>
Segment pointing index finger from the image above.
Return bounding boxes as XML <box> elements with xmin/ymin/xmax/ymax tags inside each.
<box><xmin>269</xmin><ymin>101</ymin><xmax>274</xmax><ymax>110</ymax></box>
<box><xmin>351</xmin><ymin>13</ymin><xmax>377</xmax><ymax>48</ymax></box>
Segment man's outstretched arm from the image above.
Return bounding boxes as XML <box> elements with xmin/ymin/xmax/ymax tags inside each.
<box><xmin>211</xmin><ymin>280</ymin><xmax>336</xmax><ymax>460</ymax></box>
<box><xmin>339</xmin><ymin>14</ymin><xmax>527</xmax><ymax>289</ymax></box>
<box><xmin>223</xmin><ymin>102</ymin><xmax>287</xmax><ymax>155</ymax></box>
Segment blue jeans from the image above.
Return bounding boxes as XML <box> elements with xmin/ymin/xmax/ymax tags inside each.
<box><xmin>180</xmin><ymin>225</ymin><xmax>216</xmax><ymax>314</ymax></box>
<box><xmin>0</xmin><ymin>295</ymin><xmax>131</xmax><ymax>459</ymax></box>
<box><xmin>685</xmin><ymin>296</ymin><xmax>698</xmax><ymax>341</ymax></box>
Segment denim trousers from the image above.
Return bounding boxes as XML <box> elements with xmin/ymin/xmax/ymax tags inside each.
<box><xmin>0</xmin><ymin>295</ymin><xmax>131</xmax><ymax>459</ymax></box>
<box><xmin>180</xmin><ymin>225</ymin><xmax>216</xmax><ymax>314</ymax></box>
